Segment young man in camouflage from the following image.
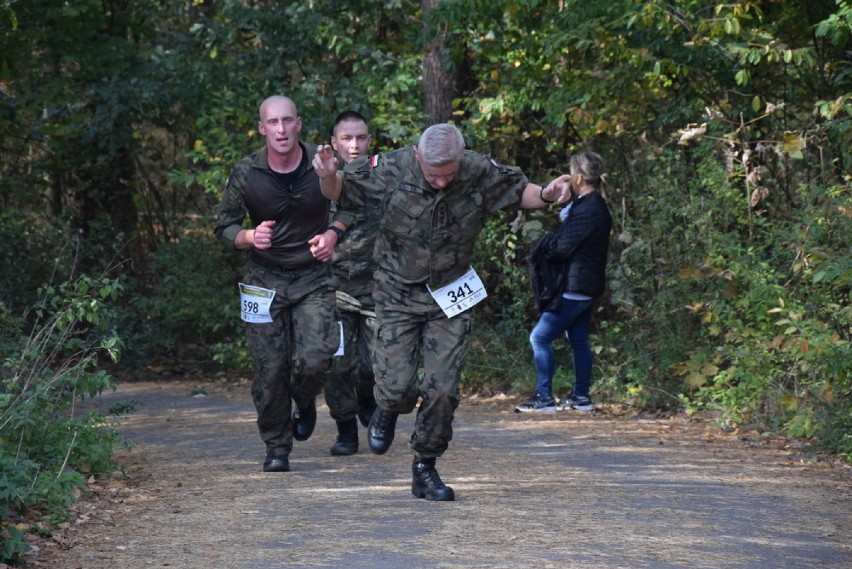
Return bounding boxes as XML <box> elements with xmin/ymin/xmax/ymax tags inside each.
<box><xmin>313</xmin><ymin>123</ymin><xmax>572</xmax><ymax>500</ymax></box>
<box><xmin>214</xmin><ymin>95</ymin><xmax>344</xmax><ymax>473</ymax></box>
<box><xmin>321</xmin><ymin>111</ymin><xmax>379</xmax><ymax>456</ymax></box>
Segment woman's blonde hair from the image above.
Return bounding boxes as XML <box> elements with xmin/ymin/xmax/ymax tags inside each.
<box><xmin>569</xmin><ymin>151</ymin><xmax>604</xmax><ymax>189</ymax></box>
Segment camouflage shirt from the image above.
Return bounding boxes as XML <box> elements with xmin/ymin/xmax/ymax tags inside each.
<box><xmin>330</xmin><ymin>156</ymin><xmax>381</xmax><ymax>302</ymax></box>
<box><xmin>337</xmin><ymin>148</ymin><xmax>529</xmax><ymax>287</ymax></box>
<box><xmin>214</xmin><ymin>142</ymin><xmax>329</xmax><ymax>269</ymax></box>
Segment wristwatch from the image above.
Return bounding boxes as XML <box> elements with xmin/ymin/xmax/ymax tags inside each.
<box><xmin>327</xmin><ymin>225</ymin><xmax>345</xmax><ymax>239</ymax></box>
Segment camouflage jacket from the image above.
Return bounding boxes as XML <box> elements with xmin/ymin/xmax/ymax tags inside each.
<box><xmin>214</xmin><ymin>142</ymin><xmax>328</xmax><ymax>269</ymax></box>
<box><xmin>330</xmin><ymin>194</ymin><xmax>380</xmax><ymax>303</ymax></box>
<box><xmin>337</xmin><ymin>148</ymin><xmax>529</xmax><ymax>288</ymax></box>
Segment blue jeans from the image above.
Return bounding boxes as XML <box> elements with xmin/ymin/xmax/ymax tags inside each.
<box><xmin>529</xmin><ymin>298</ymin><xmax>594</xmax><ymax>400</ymax></box>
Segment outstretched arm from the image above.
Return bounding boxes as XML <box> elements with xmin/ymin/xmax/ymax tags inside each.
<box><xmin>313</xmin><ymin>144</ymin><xmax>343</xmax><ymax>201</ymax></box>
<box><xmin>520</xmin><ymin>175</ymin><xmax>573</xmax><ymax>208</ymax></box>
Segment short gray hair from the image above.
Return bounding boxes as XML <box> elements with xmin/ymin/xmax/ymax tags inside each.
<box><xmin>417</xmin><ymin>124</ymin><xmax>465</xmax><ymax>166</ymax></box>
<box><xmin>569</xmin><ymin>151</ymin><xmax>604</xmax><ymax>189</ymax></box>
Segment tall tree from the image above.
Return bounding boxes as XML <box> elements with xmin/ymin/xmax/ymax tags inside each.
<box><xmin>421</xmin><ymin>0</ymin><xmax>455</xmax><ymax>124</ymax></box>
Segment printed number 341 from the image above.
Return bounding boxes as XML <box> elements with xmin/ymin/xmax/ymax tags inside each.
<box><xmin>447</xmin><ymin>283</ymin><xmax>473</xmax><ymax>303</ymax></box>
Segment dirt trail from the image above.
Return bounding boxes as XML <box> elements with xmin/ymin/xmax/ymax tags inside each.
<box><xmin>22</xmin><ymin>379</ymin><xmax>852</xmax><ymax>569</ymax></box>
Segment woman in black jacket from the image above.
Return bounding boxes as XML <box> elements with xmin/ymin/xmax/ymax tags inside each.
<box><xmin>516</xmin><ymin>152</ymin><xmax>613</xmax><ymax>413</ymax></box>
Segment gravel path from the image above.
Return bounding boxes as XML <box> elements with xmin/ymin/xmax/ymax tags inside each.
<box><xmin>23</xmin><ymin>379</ymin><xmax>852</xmax><ymax>569</ymax></box>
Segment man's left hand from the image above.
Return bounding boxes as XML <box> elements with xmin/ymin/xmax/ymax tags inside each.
<box><xmin>308</xmin><ymin>231</ymin><xmax>338</xmax><ymax>262</ymax></box>
<box><xmin>542</xmin><ymin>175</ymin><xmax>573</xmax><ymax>204</ymax></box>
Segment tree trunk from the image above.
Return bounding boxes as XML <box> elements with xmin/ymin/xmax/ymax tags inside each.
<box><xmin>421</xmin><ymin>0</ymin><xmax>455</xmax><ymax>125</ymax></box>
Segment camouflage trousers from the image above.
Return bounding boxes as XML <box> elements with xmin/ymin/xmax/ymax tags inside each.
<box><xmin>323</xmin><ymin>290</ymin><xmax>376</xmax><ymax>422</ymax></box>
<box><xmin>372</xmin><ymin>271</ymin><xmax>472</xmax><ymax>459</ymax></box>
<box><xmin>243</xmin><ymin>260</ymin><xmax>338</xmax><ymax>457</ymax></box>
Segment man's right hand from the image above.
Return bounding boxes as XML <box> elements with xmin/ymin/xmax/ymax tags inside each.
<box><xmin>314</xmin><ymin>145</ymin><xmax>344</xmax><ymax>201</ymax></box>
<box><xmin>253</xmin><ymin>220</ymin><xmax>276</xmax><ymax>250</ymax></box>
<box><xmin>312</xmin><ymin>145</ymin><xmax>338</xmax><ymax>179</ymax></box>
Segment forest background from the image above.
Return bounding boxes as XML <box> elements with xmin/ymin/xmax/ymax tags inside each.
<box><xmin>0</xmin><ymin>0</ymin><xmax>849</xmax><ymax>563</ymax></box>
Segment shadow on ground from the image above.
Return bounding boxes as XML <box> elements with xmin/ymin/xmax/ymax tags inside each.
<box><xmin>22</xmin><ymin>379</ymin><xmax>852</xmax><ymax>569</ymax></box>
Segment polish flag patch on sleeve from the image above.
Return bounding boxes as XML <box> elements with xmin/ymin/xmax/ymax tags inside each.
<box><xmin>490</xmin><ymin>158</ymin><xmax>501</xmax><ymax>168</ymax></box>
<box><xmin>370</xmin><ymin>154</ymin><xmax>381</xmax><ymax>168</ymax></box>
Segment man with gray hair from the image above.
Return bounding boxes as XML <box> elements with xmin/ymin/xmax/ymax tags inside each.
<box><xmin>313</xmin><ymin>123</ymin><xmax>572</xmax><ymax>500</ymax></box>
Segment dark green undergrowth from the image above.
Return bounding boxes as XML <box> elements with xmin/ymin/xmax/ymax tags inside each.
<box><xmin>0</xmin><ymin>273</ymin><xmax>132</xmax><ymax>564</ymax></box>
<box><xmin>2</xmin><ymin>1</ymin><xmax>850</xmax><ymax>563</ymax></box>
<box><xmin>467</xmin><ymin>142</ymin><xmax>850</xmax><ymax>464</ymax></box>
<box><xmin>1</xmin><ymin>166</ymin><xmax>848</xmax><ymax>566</ymax></box>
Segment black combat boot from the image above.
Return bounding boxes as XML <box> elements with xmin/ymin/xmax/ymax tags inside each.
<box><xmin>292</xmin><ymin>398</ymin><xmax>317</xmax><ymax>442</ymax></box>
<box><xmin>357</xmin><ymin>392</ymin><xmax>378</xmax><ymax>428</ymax></box>
<box><xmin>262</xmin><ymin>454</ymin><xmax>290</xmax><ymax>472</ymax></box>
<box><xmin>411</xmin><ymin>457</ymin><xmax>455</xmax><ymax>501</ymax></box>
<box><xmin>330</xmin><ymin>418</ymin><xmax>359</xmax><ymax>456</ymax></box>
<box><xmin>367</xmin><ymin>406</ymin><xmax>398</xmax><ymax>455</ymax></box>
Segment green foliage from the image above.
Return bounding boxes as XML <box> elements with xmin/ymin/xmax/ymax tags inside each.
<box><xmin>120</xmin><ymin>225</ymin><xmax>247</xmax><ymax>370</ymax></box>
<box><xmin>0</xmin><ymin>273</ymin><xmax>127</xmax><ymax>564</ymax></box>
<box><xmin>0</xmin><ymin>213</ymin><xmax>79</xmax><ymax>314</ymax></box>
<box><xmin>683</xmin><ymin>248</ymin><xmax>851</xmax><ymax>442</ymax></box>
<box><xmin>463</xmin><ymin>212</ymin><xmax>532</xmax><ymax>392</ymax></box>
<box><xmin>625</xmin><ymin>141</ymin><xmax>852</xmax><ymax>450</ymax></box>
<box><xmin>815</xmin><ymin>0</ymin><xmax>852</xmax><ymax>47</ymax></box>
<box><xmin>1</xmin><ymin>0</ymin><xmax>850</xmax><ymax>479</ymax></box>
<box><xmin>0</xmin><ymin>523</ymin><xmax>28</xmax><ymax>566</ymax></box>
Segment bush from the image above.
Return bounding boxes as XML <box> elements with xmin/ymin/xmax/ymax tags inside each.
<box><xmin>682</xmin><ymin>179</ymin><xmax>852</xmax><ymax>453</ymax></box>
<box><xmin>463</xmin><ymin>142</ymin><xmax>850</xmax><ymax>464</ymax></box>
<box><xmin>119</xmin><ymin>225</ymin><xmax>249</xmax><ymax>372</ymax></box>
<box><xmin>0</xmin><ymin>274</ymin><xmax>128</xmax><ymax>564</ymax></box>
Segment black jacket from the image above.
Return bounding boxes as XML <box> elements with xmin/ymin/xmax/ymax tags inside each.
<box><xmin>529</xmin><ymin>191</ymin><xmax>612</xmax><ymax>311</ymax></box>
